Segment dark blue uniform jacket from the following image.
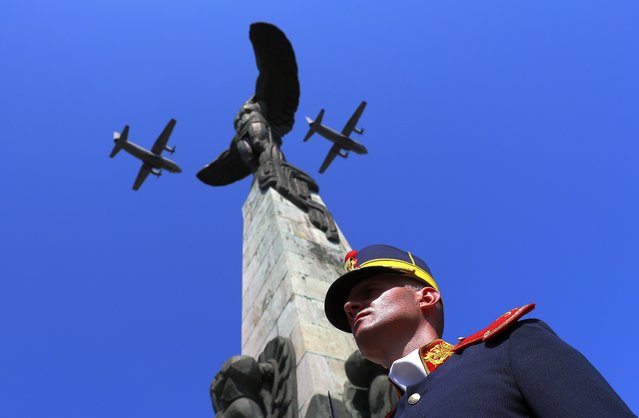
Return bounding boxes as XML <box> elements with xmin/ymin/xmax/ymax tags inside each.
<box><xmin>393</xmin><ymin>319</ymin><xmax>635</xmax><ymax>417</ymax></box>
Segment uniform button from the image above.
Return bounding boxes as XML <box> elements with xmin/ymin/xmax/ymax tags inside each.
<box><xmin>407</xmin><ymin>393</ymin><xmax>421</xmax><ymax>405</ymax></box>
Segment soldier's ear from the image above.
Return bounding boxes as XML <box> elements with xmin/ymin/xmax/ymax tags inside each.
<box><xmin>417</xmin><ymin>287</ymin><xmax>441</xmax><ymax>312</ymax></box>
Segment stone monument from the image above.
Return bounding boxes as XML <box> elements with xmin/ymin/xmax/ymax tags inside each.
<box><xmin>201</xmin><ymin>23</ymin><xmax>392</xmax><ymax>418</ymax></box>
<box><xmin>235</xmin><ymin>181</ymin><xmax>356</xmax><ymax>417</ymax></box>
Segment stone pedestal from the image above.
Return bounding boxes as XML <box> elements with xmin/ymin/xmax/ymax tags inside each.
<box><xmin>242</xmin><ymin>181</ymin><xmax>357</xmax><ymax>417</ymax></box>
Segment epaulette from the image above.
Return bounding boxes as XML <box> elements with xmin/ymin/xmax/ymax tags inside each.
<box><xmin>453</xmin><ymin>303</ymin><xmax>536</xmax><ymax>353</ymax></box>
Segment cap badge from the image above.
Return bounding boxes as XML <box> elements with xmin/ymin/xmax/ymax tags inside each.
<box><xmin>343</xmin><ymin>250</ymin><xmax>359</xmax><ymax>272</ymax></box>
<box><xmin>344</xmin><ymin>257</ymin><xmax>358</xmax><ymax>272</ymax></box>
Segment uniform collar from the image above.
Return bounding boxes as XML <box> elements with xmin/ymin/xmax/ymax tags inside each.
<box><xmin>388</xmin><ymin>348</ymin><xmax>425</xmax><ymax>392</ymax></box>
<box><xmin>388</xmin><ymin>339</ymin><xmax>455</xmax><ymax>392</ymax></box>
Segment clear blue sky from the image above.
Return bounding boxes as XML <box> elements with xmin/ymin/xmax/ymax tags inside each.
<box><xmin>2</xmin><ymin>1</ymin><xmax>637</xmax><ymax>416</ymax></box>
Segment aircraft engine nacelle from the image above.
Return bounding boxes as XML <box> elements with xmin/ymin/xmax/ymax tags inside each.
<box><xmin>339</xmin><ymin>151</ymin><xmax>349</xmax><ymax>159</ymax></box>
<box><xmin>151</xmin><ymin>169</ymin><xmax>162</xmax><ymax>177</ymax></box>
<box><xmin>165</xmin><ymin>145</ymin><xmax>176</xmax><ymax>154</ymax></box>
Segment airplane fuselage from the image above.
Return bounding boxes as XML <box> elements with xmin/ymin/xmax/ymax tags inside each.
<box><xmin>120</xmin><ymin>141</ymin><xmax>182</xmax><ymax>173</ymax></box>
<box><xmin>312</xmin><ymin>124</ymin><xmax>368</xmax><ymax>154</ymax></box>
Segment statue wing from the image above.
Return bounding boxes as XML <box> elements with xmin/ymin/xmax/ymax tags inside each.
<box><xmin>196</xmin><ymin>138</ymin><xmax>252</xmax><ymax>186</ymax></box>
<box><xmin>196</xmin><ymin>23</ymin><xmax>298</xmax><ymax>187</ymax></box>
<box><xmin>250</xmin><ymin>22</ymin><xmax>300</xmax><ymax>141</ymax></box>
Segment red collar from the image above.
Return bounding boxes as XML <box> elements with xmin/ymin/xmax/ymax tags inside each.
<box><xmin>419</xmin><ymin>339</ymin><xmax>456</xmax><ymax>373</ymax></box>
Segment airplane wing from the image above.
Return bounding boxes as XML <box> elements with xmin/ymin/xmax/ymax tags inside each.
<box><xmin>319</xmin><ymin>144</ymin><xmax>342</xmax><ymax>174</ymax></box>
<box><xmin>151</xmin><ymin>119</ymin><xmax>176</xmax><ymax>155</ymax></box>
<box><xmin>132</xmin><ymin>163</ymin><xmax>152</xmax><ymax>190</ymax></box>
<box><xmin>340</xmin><ymin>101</ymin><xmax>367</xmax><ymax>137</ymax></box>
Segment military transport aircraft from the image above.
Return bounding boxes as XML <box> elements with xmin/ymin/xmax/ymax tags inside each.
<box><xmin>303</xmin><ymin>101</ymin><xmax>368</xmax><ymax>173</ymax></box>
<box><xmin>110</xmin><ymin>118</ymin><xmax>182</xmax><ymax>190</ymax></box>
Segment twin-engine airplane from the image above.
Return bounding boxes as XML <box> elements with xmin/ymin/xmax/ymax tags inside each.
<box><xmin>303</xmin><ymin>101</ymin><xmax>368</xmax><ymax>173</ymax></box>
<box><xmin>110</xmin><ymin>119</ymin><xmax>182</xmax><ymax>190</ymax></box>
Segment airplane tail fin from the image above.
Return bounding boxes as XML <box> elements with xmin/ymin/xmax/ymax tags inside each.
<box><xmin>303</xmin><ymin>109</ymin><xmax>325</xmax><ymax>142</ymax></box>
<box><xmin>110</xmin><ymin>125</ymin><xmax>129</xmax><ymax>158</ymax></box>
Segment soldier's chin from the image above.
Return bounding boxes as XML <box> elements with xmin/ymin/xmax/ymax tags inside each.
<box><xmin>354</xmin><ymin>335</ymin><xmax>386</xmax><ymax>367</ymax></box>
<box><xmin>352</xmin><ymin>316</ymin><xmax>371</xmax><ymax>337</ymax></box>
<box><xmin>353</xmin><ymin>322</ymin><xmax>378</xmax><ymax>348</ymax></box>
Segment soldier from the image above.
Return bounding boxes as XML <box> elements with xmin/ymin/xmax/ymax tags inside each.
<box><xmin>324</xmin><ymin>244</ymin><xmax>635</xmax><ymax>417</ymax></box>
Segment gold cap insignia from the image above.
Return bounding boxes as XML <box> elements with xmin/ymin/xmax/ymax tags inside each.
<box><xmin>343</xmin><ymin>250</ymin><xmax>359</xmax><ymax>272</ymax></box>
<box><xmin>344</xmin><ymin>257</ymin><xmax>358</xmax><ymax>272</ymax></box>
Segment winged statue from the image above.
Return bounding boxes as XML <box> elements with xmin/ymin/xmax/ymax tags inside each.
<box><xmin>197</xmin><ymin>23</ymin><xmax>338</xmax><ymax>242</ymax></box>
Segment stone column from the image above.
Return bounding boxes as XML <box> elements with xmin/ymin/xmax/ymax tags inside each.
<box><xmin>242</xmin><ymin>181</ymin><xmax>357</xmax><ymax>417</ymax></box>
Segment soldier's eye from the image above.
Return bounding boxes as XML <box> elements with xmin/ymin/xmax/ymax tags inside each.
<box><xmin>362</xmin><ymin>287</ymin><xmax>380</xmax><ymax>299</ymax></box>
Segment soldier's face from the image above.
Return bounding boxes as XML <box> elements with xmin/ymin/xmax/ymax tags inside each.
<box><xmin>344</xmin><ymin>275</ymin><xmax>423</xmax><ymax>352</ymax></box>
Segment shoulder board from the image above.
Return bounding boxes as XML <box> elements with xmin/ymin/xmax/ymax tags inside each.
<box><xmin>453</xmin><ymin>303</ymin><xmax>535</xmax><ymax>353</ymax></box>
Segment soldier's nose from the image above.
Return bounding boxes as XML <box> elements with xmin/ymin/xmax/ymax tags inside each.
<box><xmin>344</xmin><ymin>300</ymin><xmax>362</xmax><ymax>321</ymax></box>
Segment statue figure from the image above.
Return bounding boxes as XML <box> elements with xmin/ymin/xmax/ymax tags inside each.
<box><xmin>342</xmin><ymin>351</ymin><xmax>397</xmax><ymax>418</ymax></box>
<box><xmin>211</xmin><ymin>355</ymin><xmax>267</xmax><ymax>418</ymax></box>
<box><xmin>211</xmin><ymin>337</ymin><xmax>298</xmax><ymax>418</ymax></box>
<box><xmin>197</xmin><ymin>22</ymin><xmax>339</xmax><ymax>242</ymax></box>
<box><xmin>233</xmin><ymin>100</ymin><xmax>283</xmax><ymax>173</ymax></box>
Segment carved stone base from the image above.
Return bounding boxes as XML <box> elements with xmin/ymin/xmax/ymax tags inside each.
<box><xmin>256</xmin><ymin>156</ymin><xmax>339</xmax><ymax>242</ymax></box>
<box><xmin>211</xmin><ymin>337</ymin><xmax>297</xmax><ymax>418</ymax></box>
<box><xmin>342</xmin><ymin>351</ymin><xmax>396</xmax><ymax>418</ymax></box>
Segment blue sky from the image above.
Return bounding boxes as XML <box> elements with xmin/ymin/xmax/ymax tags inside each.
<box><xmin>2</xmin><ymin>1</ymin><xmax>638</xmax><ymax>416</ymax></box>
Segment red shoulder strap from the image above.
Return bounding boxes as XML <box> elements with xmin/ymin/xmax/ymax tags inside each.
<box><xmin>453</xmin><ymin>303</ymin><xmax>535</xmax><ymax>353</ymax></box>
